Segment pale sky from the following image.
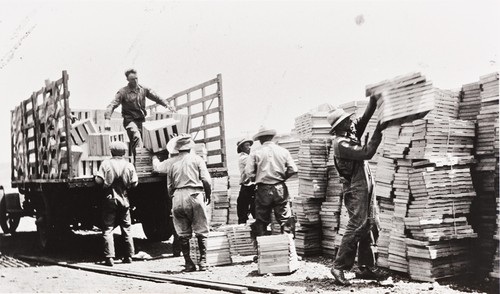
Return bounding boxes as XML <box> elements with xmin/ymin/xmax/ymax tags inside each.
<box><xmin>0</xmin><ymin>0</ymin><xmax>498</xmax><ymax>166</ymax></box>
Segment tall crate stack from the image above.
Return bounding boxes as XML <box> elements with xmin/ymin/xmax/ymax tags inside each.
<box><xmin>471</xmin><ymin>72</ymin><xmax>500</xmax><ymax>277</ymax></box>
<box><xmin>257</xmin><ymin>234</ymin><xmax>299</xmax><ymax>274</ymax></box>
<box><xmin>293</xmin><ymin>138</ymin><xmax>330</xmax><ymax>256</ymax></box>
<box><xmin>458</xmin><ymin>82</ymin><xmax>482</xmax><ymax>120</ymax></box>
<box><xmin>320</xmin><ymin>149</ymin><xmax>343</xmax><ymax>258</ymax></box>
<box><xmin>276</xmin><ymin>137</ymin><xmax>300</xmax><ymax>202</ymax></box>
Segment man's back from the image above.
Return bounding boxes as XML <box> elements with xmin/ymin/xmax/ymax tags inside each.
<box><xmin>247</xmin><ymin>142</ymin><xmax>297</xmax><ymax>184</ymax></box>
<box><xmin>97</xmin><ymin>157</ymin><xmax>138</xmax><ymax>195</ymax></box>
<box><xmin>167</xmin><ymin>152</ymin><xmax>211</xmax><ymax>189</ymax></box>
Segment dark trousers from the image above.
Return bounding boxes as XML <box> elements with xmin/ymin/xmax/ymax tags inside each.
<box><xmin>252</xmin><ymin>182</ymin><xmax>291</xmax><ymax>237</ymax></box>
<box><xmin>334</xmin><ymin>189</ymin><xmax>376</xmax><ymax>270</ymax></box>
<box><xmin>237</xmin><ymin>184</ymin><xmax>256</xmax><ymax>224</ymax></box>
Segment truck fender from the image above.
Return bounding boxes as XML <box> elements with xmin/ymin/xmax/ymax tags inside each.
<box><xmin>0</xmin><ymin>186</ymin><xmax>23</xmax><ymax>213</ymax></box>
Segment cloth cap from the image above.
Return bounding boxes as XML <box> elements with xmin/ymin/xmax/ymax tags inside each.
<box><xmin>166</xmin><ymin>134</ymin><xmax>195</xmax><ymax>153</ymax></box>
<box><xmin>327</xmin><ymin>108</ymin><xmax>354</xmax><ymax>133</ymax></box>
<box><xmin>236</xmin><ymin>138</ymin><xmax>253</xmax><ymax>153</ymax></box>
<box><xmin>109</xmin><ymin>141</ymin><xmax>128</xmax><ymax>156</ymax></box>
<box><xmin>252</xmin><ymin>126</ymin><xmax>277</xmax><ymax>141</ymax></box>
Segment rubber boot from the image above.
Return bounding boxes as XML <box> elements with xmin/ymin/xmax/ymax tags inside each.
<box><xmin>179</xmin><ymin>236</ymin><xmax>196</xmax><ymax>272</ymax></box>
<box><xmin>197</xmin><ymin>235</ymin><xmax>208</xmax><ymax>271</ymax></box>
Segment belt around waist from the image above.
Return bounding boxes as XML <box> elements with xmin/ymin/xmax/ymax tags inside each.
<box><xmin>176</xmin><ymin>186</ymin><xmax>204</xmax><ymax>190</ymax></box>
<box><xmin>256</xmin><ymin>182</ymin><xmax>285</xmax><ymax>187</ymax></box>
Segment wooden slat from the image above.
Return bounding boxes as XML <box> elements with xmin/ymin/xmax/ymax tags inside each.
<box><xmin>190</xmin><ymin>122</ymin><xmax>221</xmax><ymax>133</ymax></box>
<box><xmin>165</xmin><ymin>77</ymin><xmax>218</xmax><ymax>101</ymax></box>
<box><xmin>190</xmin><ymin>106</ymin><xmax>220</xmax><ymax>119</ymax></box>
<box><xmin>175</xmin><ymin>93</ymin><xmax>219</xmax><ymax>109</ymax></box>
<box><xmin>217</xmin><ymin>74</ymin><xmax>227</xmax><ymax>171</ymax></box>
<box><xmin>207</xmin><ymin>149</ymin><xmax>222</xmax><ymax>156</ymax></box>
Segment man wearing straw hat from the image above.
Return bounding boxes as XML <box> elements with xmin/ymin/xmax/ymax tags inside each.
<box><xmin>94</xmin><ymin>141</ymin><xmax>138</xmax><ymax>267</ymax></box>
<box><xmin>152</xmin><ymin>134</ymin><xmax>211</xmax><ymax>272</ymax></box>
<box><xmin>327</xmin><ymin>95</ymin><xmax>386</xmax><ymax>285</ymax></box>
<box><xmin>245</xmin><ymin>126</ymin><xmax>298</xmax><ymax>238</ymax></box>
<box><xmin>236</xmin><ymin>138</ymin><xmax>256</xmax><ymax>224</ymax></box>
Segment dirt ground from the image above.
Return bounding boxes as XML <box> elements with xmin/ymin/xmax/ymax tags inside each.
<box><xmin>1</xmin><ymin>218</ymin><xmax>499</xmax><ymax>294</ymax></box>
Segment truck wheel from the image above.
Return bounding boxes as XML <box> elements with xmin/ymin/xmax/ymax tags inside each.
<box><xmin>36</xmin><ymin>192</ymin><xmax>55</xmax><ymax>250</ymax></box>
<box><xmin>0</xmin><ymin>196</ymin><xmax>21</xmax><ymax>234</ymax></box>
<box><xmin>141</xmin><ymin>208</ymin><xmax>173</xmax><ymax>241</ymax></box>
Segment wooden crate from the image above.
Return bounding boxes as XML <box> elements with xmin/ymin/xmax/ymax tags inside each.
<box><xmin>70</xmin><ymin>119</ymin><xmax>97</xmax><ymax>145</ymax></box>
<box><xmin>60</xmin><ymin>146</ymin><xmax>83</xmax><ymax>178</ymax></box>
<box><xmin>77</xmin><ymin>159</ymin><xmax>102</xmax><ymax>178</ymax></box>
<box><xmin>257</xmin><ymin>234</ymin><xmax>299</xmax><ymax>274</ymax></box>
<box><xmin>87</xmin><ymin>132</ymin><xmax>128</xmax><ymax>156</ymax></box>
<box><xmin>150</xmin><ymin>112</ymin><xmax>190</xmax><ymax>135</ymax></box>
<box><xmin>142</xmin><ymin>118</ymin><xmax>180</xmax><ymax>153</ymax></box>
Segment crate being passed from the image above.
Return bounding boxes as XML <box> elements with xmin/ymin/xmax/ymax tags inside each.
<box><xmin>70</xmin><ymin>119</ymin><xmax>97</xmax><ymax>145</ymax></box>
<box><xmin>142</xmin><ymin>118</ymin><xmax>181</xmax><ymax>153</ymax></box>
<box><xmin>88</xmin><ymin>132</ymin><xmax>128</xmax><ymax>156</ymax></box>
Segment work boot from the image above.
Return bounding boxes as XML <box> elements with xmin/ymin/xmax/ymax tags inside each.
<box><xmin>104</xmin><ymin>257</ymin><xmax>114</xmax><ymax>267</ymax></box>
<box><xmin>122</xmin><ymin>257</ymin><xmax>132</xmax><ymax>264</ymax></box>
<box><xmin>355</xmin><ymin>266</ymin><xmax>386</xmax><ymax>281</ymax></box>
<box><xmin>197</xmin><ymin>235</ymin><xmax>208</xmax><ymax>271</ymax></box>
<box><xmin>173</xmin><ymin>234</ymin><xmax>182</xmax><ymax>257</ymax></box>
<box><xmin>331</xmin><ymin>268</ymin><xmax>351</xmax><ymax>286</ymax></box>
<box><xmin>179</xmin><ymin>237</ymin><xmax>196</xmax><ymax>272</ymax></box>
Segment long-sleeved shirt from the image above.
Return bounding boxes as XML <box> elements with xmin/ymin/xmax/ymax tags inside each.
<box><xmin>105</xmin><ymin>84</ymin><xmax>168</xmax><ymax>120</ymax></box>
<box><xmin>245</xmin><ymin>142</ymin><xmax>298</xmax><ymax>185</ymax></box>
<box><xmin>153</xmin><ymin>152</ymin><xmax>211</xmax><ymax>196</ymax></box>
<box><xmin>238</xmin><ymin>152</ymin><xmax>254</xmax><ymax>186</ymax></box>
<box><xmin>95</xmin><ymin>157</ymin><xmax>138</xmax><ymax>196</ymax></box>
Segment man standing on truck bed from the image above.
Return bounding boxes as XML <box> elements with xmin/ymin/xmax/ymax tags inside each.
<box><xmin>152</xmin><ymin>134</ymin><xmax>212</xmax><ymax>272</ymax></box>
<box><xmin>327</xmin><ymin>94</ymin><xmax>387</xmax><ymax>285</ymax></box>
<box><xmin>245</xmin><ymin>126</ymin><xmax>298</xmax><ymax>238</ymax></box>
<box><xmin>94</xmin><ymin>141</ymin><xmax>139</xmax><ymax>267</ymax></box>
<box><xmin>104</xmin><ymin>68</ymin><xmax>176</xmax><ymax>156</ymax></box>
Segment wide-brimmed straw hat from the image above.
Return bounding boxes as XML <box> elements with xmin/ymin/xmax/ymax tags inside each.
<box><xmin>236</xmin><ymin>138</ymin><xmax>253</xmax><ymax>153</ymax></box>
<box><xmin>327</xmin><ymin>108</ymin><xmax>354</xmax><ymax>133</ymax></box>
<box><xmin>252</xmin><ymin>126</ymin><xmax>277</xmax><ymax>141</ymax></box>
<box><xmin>166</xmin><ymin>134</ymin><xmax>195</xmax><ymax>153</ymax></box>
<box><xmin>110</xmin><ymin>141</ymin><xmax>128</xmax><ymax>156</ymax></box>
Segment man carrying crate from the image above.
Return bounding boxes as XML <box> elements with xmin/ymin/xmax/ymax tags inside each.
<box><xmin>152</xmin><ymin>134</ymin><xmax>212</xmax><ymax>272</ymax></box>
<box><xmin>104</xmin><ymin>68</ymin><xmax>176</xmax><ymax>156</ymax></box>
<box><xmin>245</xmin><ymin>127</ymin><xmax>298</xmax><ymax>238</ymax></box>
<box><xmin>327</xmin><ymin>95</ymin><xmax>387</xmax><ymax>285</ymax></box>
<box><xmin>94</xmin><ymin>141</ymin><xmax>138</xmax><ymax>267</ymax></box>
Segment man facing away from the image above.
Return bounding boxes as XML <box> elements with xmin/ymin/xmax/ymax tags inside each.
<box><xmin>245</xmin><ymin>126</ymin><xmax>298</xmax><ymax>238</ymax></box>
<box><xmin>327</xmin><ymin>94</ymin><xmax>387</xmax><ymax>285</ymax></box>
<box><xmin>104</xmin><ymin>68</ymin><xmax>176</xmax><ymax>156</ymax></box>
<box><xmin>94</xmin><ymin>141</ymin><xmax>138</xmax><ymax>267</ymax></box>
<box><xmin>236</xmin><ymin>138</ymin><xmax>256</xmax><ymax>224</ymax></box>
<box><xmin>152</xmin><ymin>134</ymin><xmax>212</xmax><ymax>272</ymax></box>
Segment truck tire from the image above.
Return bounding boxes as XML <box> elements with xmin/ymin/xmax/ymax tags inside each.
<box><xmin>0</xmin><ymin>196</ymin><xmax>21</xmax><ymax>234</ymax></box>
<box><xmin>141</xmin><ymin>199</ymin><xmax>173</xmax><ymax>241</ymax></box>
<box><xmin>35</xmin><ymin>191</ymin><xmax>56</xmax><ymax>250</ymax></box>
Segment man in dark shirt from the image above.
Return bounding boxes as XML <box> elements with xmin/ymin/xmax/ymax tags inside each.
<box><xmin>104</xmin><ymin>69</ymin><xmax>175</xmax><ymax>156</ymax></box>
<box><xmin>328</xmin><ymin>95</ymin><xmax>386</xmax><ymax>285</ymax></box>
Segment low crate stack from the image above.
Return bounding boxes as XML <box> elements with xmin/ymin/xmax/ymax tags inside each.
<box><xmin>472</xmin><ymin>72</ymin><xmax>500</xmax><ymax>277</ymax></box>
<box><xmin>211</xmin><ymin>177</ymin><xmax>229</xmax><ymax>226</ymax></box>
<box><xmin>189</xmin><ymin>232</ymin><xmax>232</xmax><ymax>267</ymax></box>
<box><xmin>217</xmin><ymin>224</ymin><xmax>257</xmax><ymax>256</ymax></box>
<box><xmin>293</xmin><ymin>139</ymin><xmax>330</xmax><ymax>256</ymax></box>
<box><xmin>403</xmin><ymin>117</ymin><xmax>478</xmax><ymax>282</ymax></box>
<box><xmin>366</xmin><ymin>72</ymin><xmax>434</xmax><ymax>128</ymax></box>
<box><xmin>134</xmin><ymin>148</ymin><xmax>153</xmax><ymax>177</ymax></box>
<box><xmin>227</xmin><ymin>176</ymin><xmax>240</xmax><ymax>225</ymax></box>
<box><xmin>257</xmin><ymin>234</ymin><xmax>299</xmax><ymax>274</ymax></box>
<box><xmin>458</xmin><ymin>82</ymin><xmax>482</xmax><ymax>120</ymax></box>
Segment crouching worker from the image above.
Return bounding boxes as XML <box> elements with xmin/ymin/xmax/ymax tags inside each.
<box><xmin>94</xmin><ymin>141</ymin><xmax>138</xmax><ymax>267</ymax></box>
<box><xmin>152</xmin><ymin>134</ymin><xmax>212</xmax><ymax>272</ymax></box>
<box><xmin>327</xmin><ymin>94</ymin><xmax>386</xmax><ymax>285</ymax></box>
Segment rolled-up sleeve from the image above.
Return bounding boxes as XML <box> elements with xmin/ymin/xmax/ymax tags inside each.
<box><xmin>105</xmin><ymin>92</ymin><xmax>122</xmax><ymax>119</ymax></box>
<box><xmin>152</xmin><ymin>157</ymin><xmax>169</xmax><ymax>173</ymax></box>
